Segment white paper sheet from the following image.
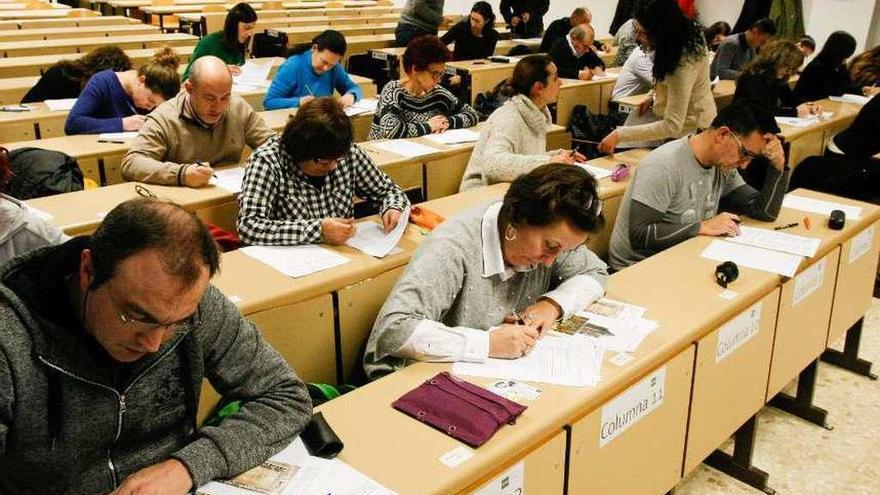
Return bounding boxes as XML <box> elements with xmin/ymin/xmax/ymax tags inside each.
<box><xmin>701</xmin><ymin>239</ymin><xmax>802</xmax><ymax>277</ymax></box>
<box><xmin>233</xmin><ymin>59</ymin><xmax>273</xmax><ymax>86</ymax></box>
<box><xmin>775</xmin><ymin>112</ymin><xmax>834</xmax><ymax>128</ymax></box>
<box><xmin>792</xmin><ymin>258</ymin><xmax>826</xmax><ymax>306</ymax></box>
<box><xmin>576</xmin><ymin>162</ymin><xmax>613</xmax><ymax>180</ymax></box>
<box><xmin>849</xmin><ymin>225</ymin><xmax>875</xmax><ymax>264</ymax></box>
<box><xmin>422</xmin><ymin>128</ymin><xmax>480</xmax><ymax>145</ymax></box>
<box><xmin>725</xmin><ymin>225</ymin><xmax>821</xmax><ymax>258</ymax></box>
<box><xmin>829</xmin><ymin>93</ymin><xmax>872</xmax><ymax>105</ymax></box>
<box><xmin>370</xmin><ymin>139</ymin><xmax>439</xmax><ymax>158</ymax></box>
<box><xmin>580</xmin><ymin>298</ymin><xmax>647</xmax><ymax>327</ymax></box>
<box><xmin>345</xmin><ymin>206</ymin><xmax>410</xmax><ymax>258</ymax></box>
<box><xmin>97</xmin><ymin>131</ymin><xmax>138</xmax><ymax>143</ymax></box>
<box><xmin>209</xmin><ymin>167</ymin><xmax>245</xmax><ymax>194</ymax></box>
<box><xmin>343</xmin><ymin>97</ymin><xmax>378</xmax><ymax>116</ymax></box>
<box><xmin>783</xmin><ymin>194</ymin><xmax>862</xmax><ymax>220</ymax></box>
<box><xmin>241</xmin><ymin>244</ymin><xmax>350</xmax><ymax>278</ymax></box>
<box><xmin>575</xmin><ymin>318</ymin><xmax>657</xmax><ymax>353</ymax></box>
<box><xmin>44</xmin><ymin>98</ymin><xmax>78</xmax><ymax>111</ymax></box>
<box><xmin>453</xmin><ymin>334</ymin><xmax>603</xmax><ymax>387</ymax></box>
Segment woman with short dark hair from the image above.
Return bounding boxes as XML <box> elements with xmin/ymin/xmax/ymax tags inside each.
<box><xmin>369</xmin><ymin>35</ymin><xmax>479</xmax><ymax>140</ymax></box>
<box><xmin>704</xmin><ymin>21</ymin><xmax>731</xmax><ymax>52</ymax></box>
<box><xmin>264</xmin><ymin>30</ymin><xmax>363</xmax><ymax>110</ymax></box>
<box><xmin>182</xmin><ymin>3</ymin><xmax>257</xmax><ymax>80</ymax></box>
<box><xmin>440</xmin><ymin>1</ymin><xmax>499</xmax><ymax>61</ymax></box>
<box><xmin>363</xmin><ymin>163</ymin><xmax>609</xmax><ymax>380</ymax></box>
<box><xmin>238</xmin><ymin>97</ymin><xmax>410</xmax><ymax>247</ymax></box>
<box><xmin>793</xmin><ymin>31</ymin><xmax>859</xmax><ymax>103</ymax></box>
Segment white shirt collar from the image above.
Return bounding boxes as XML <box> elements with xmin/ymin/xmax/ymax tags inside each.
<box><xmin>567</xmin><ymin>34</ymin><xmax>579</xmax><ymax>57</ymax></box>
<box><xmin>481</xmin><ymin>202</ymin><xmax>535</xmax><ymax>281</ymax></box>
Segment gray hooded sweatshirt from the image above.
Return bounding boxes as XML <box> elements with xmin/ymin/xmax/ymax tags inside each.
<box><xmin>0</xmin><ymin>238</ymin><xmax>312</xmax><ymax>493</ymax></box>
<box><xmin>0</xmin><ymin>193</ymin><xmax>68</xmax><ymax>265</ymax></box>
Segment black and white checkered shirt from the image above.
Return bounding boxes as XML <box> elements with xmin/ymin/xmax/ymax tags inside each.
<box><xmin>237</xmin><ymin>135</ymin><xmax>410</xmax><ymax>246</ymax></box>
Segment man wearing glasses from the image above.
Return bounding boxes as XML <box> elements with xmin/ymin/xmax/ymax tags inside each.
<box><xmin>609</xmin><ymin>99</ymin><xmax>789</xmax><ymax>271</ymax></box>
<box><xmin>0</xmin><ymin>198</ymin><xmax>312</xmax><ymax>493</ymax></box>
<box><xmin>239</xmin><ymin>97</ymin><xmax>409</xmax><ymax>247</ymax></box>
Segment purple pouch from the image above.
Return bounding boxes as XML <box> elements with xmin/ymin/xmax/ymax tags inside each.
<box><xmin>392</xmin><ymin>372</ymin><xmax>527</xmax><ymax>447</ymax></box>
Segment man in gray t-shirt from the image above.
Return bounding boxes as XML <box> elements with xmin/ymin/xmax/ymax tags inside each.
<box><xmin>609</xmin><ymin>100</ymin><xmax>790</xmax><ymax>271</ymax></box>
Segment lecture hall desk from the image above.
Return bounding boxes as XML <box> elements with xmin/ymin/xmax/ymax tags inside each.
<box><xmin>0</xmin><ymin>23</ymin><xmax>159</xmax><ymax>42</ymax></box>
<box><xmin>0</xmin><ymin>32</ymin><xmax>197</xmax><ymax>57</ymax></box>
<box><xmin>776</xmin><ymin>99</ymin><xmax>861</xmax><ymax>168</ymax></box>
<box><xmin>0</xmin><ymin>14</ymin><xmax>140</xmax><ymax>29</ymax></box>
<box><xmin>0</xmin><ymin>8</ymin><xmax>94</xmax><ymax>20</ymax></box>
<box><xmin>0</xmin><ymin>45</ymin><xmax>196</xmax><ymax>78</ymax></box>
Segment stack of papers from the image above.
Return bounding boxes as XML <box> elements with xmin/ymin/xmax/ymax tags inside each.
<box><xmin>241</xmin><ymin>245</ymin><xmax>350</xmax><ymax>278</ymax></box>
<box><xmin>576</xmin><ymin>162</ymin><xmax>613</xmax><ymax>180</ymax></box>
<box><xmin>725</xmin><ymin>225</ymin><xmax>820</xmax><ymax>257</ymax></box>
<box><xmin>370</xmin><ymin>140</ymin><xmax>439</xmax><ymax>158</ymax></box>
<box><xmin>422</xmin><ymin>128</ymin><xmax>480</xmax><ymax>145</ymax></box>
<box><xmin>829</xmin><ymin>93</ymin><xmax>872</xmax><ymax>105</ymax></box>
<box><xmin>44</xmin><ymin>98</ymin><xmax>78</xmax><ymax>112</ymax></box>
<box><xmin>783</xmin><ymin>194</ymin><xmax>862</xmax><ymax>220</ymax></box>
<box><xmin>453</xmin><ymin>334</ymin><xmax>604</xmax><ymax>387</ymax></box>
<box><xmin>209</xmin><ymin>167</ymin><xmax>246</xmax><ymax>194</ymax></box>
<box><xmin>555</xmin><ymin>298</ymin><xmax>657</xmax><ymax>353</ymax></box>
<box><xmin>346</xmin><ymin>207</ymin><xmax>410</xmax><ymax>258</ymax></box>
<box><xmin>775</xmin><ymin>112</ymin><xmax>834</xmax><ymax>128</ymax></box>
<box><xmin>97</xmin><ymin>131</ymin><xmax>138</xmax><ymax>143</ymax></box>
<box><xmin>344</xmin><ymin>98</ymin><xmax>378</xmax><ymax>116</ymax></box>
<box><xmin>196</xmin><ymin>438</ymin><xmax>396</xmax><ymax>495</ymax></box>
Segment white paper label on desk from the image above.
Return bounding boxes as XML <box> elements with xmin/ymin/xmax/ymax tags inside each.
<box><xmin>472</xmin><ymin>460</ymin><xmax>524</xmax><ymax>495</ymax></box>
<box><xmin>422</xmin><ymin>128</ymin><xmax>480</xmax><ymax>145</ymax></box>
<box><xmin>716</xmin><ymin>301</ymin><xmax>762</xmax><ymax>363</ymax></box>
<box><xmin>783</xmin><ymin>194</ymin><xmax>862</xmax><ymax>220</ymax></box>
<box><xmin>792</xmin><ymin>258</ymin><xmax>826</xmax><ymax>306</ymax></box>
<box><xmin>43</xmin><ymin>98</ymin><xmax>77</xmax><ymax>112</ymax></box>
<box><xmin>725</xmin><ymin>226</ymin><xmax>821</xmax><ymax>258</ymax></box>
<box><xmin>701</xmin><ymin>240</ymin><xmax>802</xmax><ymax>277</ymax></box>
<box><xmin>576</xmin><ymin>162</ymin><xmax>613</xmax><ymax>180</ymax></box>
<box><xmin>345</xmin><ymin>206</ymin><xmax>410</xmax><ymax>258</ymax></box>
<box><xmin>343</xmin><ymin>97</ymin><xmax>378</xmax><ymax>116</ymax></box>
<box><xmin>370</xmin><ymin>139</ymin><xmax>439</xmax><ymax>158</ymax></box>
<box><xmin>97</xmin><ymin>131</ymin><xmax>138</xmax><ymax>142</ymax></box>
<box><xmin>849</xmin><ymin>225</ymin><xmax>876</xmax><ymax>264</ymax></box>
<box><xmin>209</xmin><ymin>167</ymin><xmax>245</xmax><ymax>194</ymax></box>
<box><xmin>599</xmin><ymin>366</ymin><xmax>665</xmax><ymax>447</ymax></box>
<box><xmin>240</xmin><ymin>245</ymin><xmax>350</xmax><ymax>278</ymax></box>
<box><xmin>439</xmin><ymin>445</ymin><xmax>474</xmax><ymax>468</ymax></box>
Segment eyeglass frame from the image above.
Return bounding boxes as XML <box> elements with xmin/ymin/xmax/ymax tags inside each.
<box><xmin>105</xmin><ymin>281</ymin><xmax>201</xmax><ymax>335</ymax></box>
<box><xmin>729</xmin><ymin>132</ymin><xmax>762</xmax><ymax>162</ymax></box>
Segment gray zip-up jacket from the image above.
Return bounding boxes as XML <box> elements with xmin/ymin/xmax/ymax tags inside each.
<box><xmin>0</xmin><ymin>239</ymin><xmax>312</xmax><ymax>493</ymax></box>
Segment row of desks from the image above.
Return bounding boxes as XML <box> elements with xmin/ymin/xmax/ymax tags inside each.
<box><xmin>302</xmin><ymin>187</ymin><xmax>879</xmax><ymax>494</ymax></box>
<box><xmin>0</xmin><ymin>13</ymin><xmax>139</xmax><ymax>28</ymax></box>
<box><xmin>136</xmin><ymin>3</ymin><xmax>400</xmax><ymax>30</ymax></box>
<box><xmin>0</xmin><ymin>22</ymin><xmax>160</xmax><ymax>41</ymax></box>
<box><xmin>0</xmin><ymin>31</ymin><xmax>197</xmax><ymax>57</ymax></box>
<box><xmin>0</xmin><ymin>8</ymin><xmax>101</xmax><ymax>19</ymax></box>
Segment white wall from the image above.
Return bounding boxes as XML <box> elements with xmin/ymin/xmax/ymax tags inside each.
<box><xmin>695</xmin><ymin>0</ymin><xmax>879</xmax><ymax>52</ymax></box>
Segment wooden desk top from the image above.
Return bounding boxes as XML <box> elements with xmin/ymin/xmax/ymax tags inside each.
<box><xmin>0</xmin><ymin>8</ymin><xmax>92</xmax><ymax>19</ymax></box>
<box><xmin>776</xmin><ymin>99</ymin><xmax>861</xmax><ymax>141</ymax></box>
<box><xmin>0</xmin><ymin>32</ymin><xmax>197</xmax><ymax>52</ymax></box>
<box><xmin>140</xmin><ymin>1</ymin><xmax>384</xmax><ymax>14</ymax></box>
<box><xmin>3</xmin><ymin>15</ymin><xmax>140</xmax><ymax>28</ymax></box>
<box><xmin>0</xmin><ymin>3</ymin><xmax>69</xmax><ymax>10</ymax></box>
<box><xmin>0</xmin><ymin>23</ymin><xmax>159</xmax><ymax>41</ymax></box>
<box><xmin>0</xmin><ymin>45</ymin><xmax>195</xmax><ymax>77</ymax></box>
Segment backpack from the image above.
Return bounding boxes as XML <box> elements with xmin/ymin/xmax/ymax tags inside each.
<box><xmin>6</xmin><ymin>147</ymin><xmax>83</xmax><ymax>200</ymax></box>
<box><xmin>568</xmin><ymin>104</ymin><xmax>628</xmax><ymax>159</ymax></box>
<box><xmin>474</xmin><ymin>78</ymin><xmax>517</xmax><ymax>119</ymax></box>
<box><xmin>252</xmin><ymin>29</ymin><xmax>290</xmax><ymax>58</ymax></box>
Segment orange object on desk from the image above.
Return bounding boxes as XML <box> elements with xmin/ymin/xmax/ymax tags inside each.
<box><xmin>803</xmin><ymin>216</ymin><xmax>812</xmax><ymax>230</ymax></box>
<box><xmin>409</xmin><ymin>205</ymin><xmax>445</xmax><ymax>231</ymax></box>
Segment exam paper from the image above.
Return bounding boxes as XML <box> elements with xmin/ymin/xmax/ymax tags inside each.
<box><xmin>829</xmin><ymin>93</ymin><xmax>872</xmax><ymax>105</ymax></box>
<box><xmin>725</xmin><ymin>225</ymin><xmax>820</xmax><ymax>258</ymax></box>
<box><xmin>422</xmin><ymin>128</ymin><xmax>480</xmax><ymax>145</ymax></box>
<box><xmin>453</xmin><ymin>334</ymin><xmax>603</xmax><ymax>386</ymax></box>
<box><xmin>370</xmin><ymin>139</ymin><xmax>439</xmax><ymax>158</ymax></box>
<box><xmin>783</xmin><ymin>194</ymin><xmax>862</xmax><ymax>220</ymax></box>
<box><xmin>241</xmin><ymin>244</ymin><xmax>350</xmax><ymax>278</ymax></box>
<box><xmin>44</xmin><ymin>98</ymin><xmax>78</xmax><ymax>111</ymax></box>
<box><xmin>97</xmin><ymin>131</ymin><xmax>138</xmax><ymax>142</ymax></box>
<box><xmin>701</xmin><ymin>239</ymin><xmax>802</xmax><ymax>277</ymax></box>
<box><xmin>585</xmin><ymin>318</ymin><xmax>657</xmax><ymax>354</ymax></box>
<box><xmin>233</xmin><ymin>60</ymin><xmax>273</xmax><ymax>86</ymax></box>
<box><xmin>576</xmin><ymin>163</ymin><xmax>613</xmax><ymax>180</ymax></box>
<box><xmin>346</xmin><ymin>206</ymin><xmax>410</xmax><ymax>258</ymax></box>
<box><xmin>343</xmin><ymin>97</ymin><xmax>378</xmax><ymax>116</ymax></box>
<box><xmin>775</xmin><ymin>112</ymin><xmax>834</xmax><ymax>128</ymax></box>
<box><xmin>209</xmin><ymin>167</ymin><xmax>245</xmax><ymax>194</ymax></box>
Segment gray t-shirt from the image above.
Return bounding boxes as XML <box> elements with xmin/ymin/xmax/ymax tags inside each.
<box><xmin>399</xmin><ymin>0</ymin><xmax>445</xmax><ymax>33</ymax></box>
<box><xmin>609</xmin><ymin>137</ymin><xmax>745</xmax><ymax>269</ymax></box>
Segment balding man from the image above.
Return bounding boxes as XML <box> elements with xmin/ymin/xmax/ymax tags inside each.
<box><xmin>122</xmin><ymin>56</ymin><xmax>274</xmax><ymax>187</ymax></box>
<box><xmin>548</xmin><ymin>24</ymin><xmax>606</xmax><ymax>81</ymax></box>
<box><xmin>540</xmin><ymin>7</ymin><xmax>609</xmax><ymax>53</ymax></box>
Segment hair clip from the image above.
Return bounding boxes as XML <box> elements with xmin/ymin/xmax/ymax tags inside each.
<box><xmin>611</xmin><ymin>164</ymin><xmax>630</xmax><ymax>182</ymax></box>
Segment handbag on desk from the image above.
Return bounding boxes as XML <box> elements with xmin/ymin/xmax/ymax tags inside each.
<box><xmin>392</xmin><ymin>372</ymin><xmax>527</xmax><ymax>447</ymax></box>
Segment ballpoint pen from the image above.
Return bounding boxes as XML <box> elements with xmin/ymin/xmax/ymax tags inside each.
<box><xmin>774</xmin><ymin>222</ymin><xmax>798</xmax><ymax>231</ymax></box>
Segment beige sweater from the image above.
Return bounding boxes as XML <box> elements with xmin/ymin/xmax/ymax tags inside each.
<box><xmin>616</xmin><ymin>51</ymin><xmax>717</xmax><ymax>143</ymax></box>
<box><xmin>121</xmin><ymin>92</ymin><xmax>275</xmax><ymax>186</ymax></box>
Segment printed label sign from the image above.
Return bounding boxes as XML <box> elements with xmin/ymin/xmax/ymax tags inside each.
<box><xmin>849</xmin><ymin>225</ymin><xmax>876</xmax><ymax>264</ymax></box>
<box><xmin>716</xmin><ymin>302</ymin><xmax>762</xmax><ymax>363</ymax></box>
<box><xmin>600</xmin><ymin>367</ymin><xmax>666</xmax><ymax>447</ymax></box>
<box><xmin>792</xmin><ymin>258</ymin><xmax>826</xmax><ymax>306</ymax></box>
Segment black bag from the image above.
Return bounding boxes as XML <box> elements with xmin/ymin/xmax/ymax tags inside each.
<box><xmin>568</xmin><ymin>104</ymin><xmax>628</xmax><ymax>159</ymax></box>
<box><xmin>347</xmin><ymin>53</ymin><xmax>393</xmax><ymax>94</ymax></box>
<box><xmin>7</xmin><ymin>147</ymin><xmax>83</xmax><ymax>200</ymax></box>
<box><xmin>474</xmin><ymin>78</ymin><xmax>517</xmax><ymax>119</ymax></box>
<box><xmin>252</xmin><ymin>29</ymin><xmax>289</xmax><ymax>58</ymax></box>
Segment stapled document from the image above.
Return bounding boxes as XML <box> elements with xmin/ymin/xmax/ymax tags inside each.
<box><xmin>346</xmin><ymin>207</ymin><xmax>411</xmax><ymax>258</ymax></box>
<box><xmin>241</xmin><ymin>245</ymin><xmax>350</xmax><ymax>278</ymax></box>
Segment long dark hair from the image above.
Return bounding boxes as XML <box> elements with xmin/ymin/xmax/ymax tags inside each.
<box><xmin>471</xmin><ymin>1</ymin><xmax>495</xmax><ymax>32</ymax></box>
<box><xmin>635</xmin><ymin>0</ymin><xmax>706</xmax><ymax>81</ymax></box>
<box><xmin>222</xmin><ymin>3</ymin><xmax>257</xmax><ymax>56</ymax></box>
<box><xmin>816</xmin><ymin>31</ymin><xmax>857</xmax><ymax>67</ymax></box>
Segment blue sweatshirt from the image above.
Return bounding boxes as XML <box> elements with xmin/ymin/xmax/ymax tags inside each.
<box><xmin>65</xmin><ymin>69</ymin><xmax>137</xmax><ymax>135</ymax></box>
<box><xmin>263</xmin><ymin>50</ymin><xmax>363</xmax><ymax>110</ymax></box>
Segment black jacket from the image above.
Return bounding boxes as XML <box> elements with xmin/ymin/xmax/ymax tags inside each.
<box><xmin>500</xmin><ymin>0</ymin><xmax>549</xmax><ymax>38</ymax></box>
<box><xmin>440</xmin><ymin>19</ymin><xmax>499</xmax><ymax>61</ymax></box>
<box><xmin>548</xmin><ymin>37</ymin><xmax>605</xmax><ymax>80</ymax></box>
<box><xmin>21</xmin><ymin>65</ymin><xmax>82</xmax><ymax>104</ymax></box>
<box><xmin>540</xmin><ymin>17</ymin><xmax>605</xmax><ymax>54</ymax></box>
<box><xmin>834</xmin><ymin>93</ymin><xmax>880</xmax><ymax>158</ymax></box>
<box><xmin>793</xmin><ymin>57</ymin><xmax>858</xmax><ymax>103</ymax></box>
<box><xmin>734</xmin><ymin>72</ymin><xmax>799</xmax><ymax>117</ymax></box>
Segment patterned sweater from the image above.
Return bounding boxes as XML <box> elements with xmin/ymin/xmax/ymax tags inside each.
<box><xmin>368</xmin><ymin>79</ymin><xmax>479</xmax><ymax>140</ymax></box>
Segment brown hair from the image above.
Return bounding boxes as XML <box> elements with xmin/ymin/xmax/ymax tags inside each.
<box><xmin>402</xmin><ymin>35</ymin><xmax>450</xmax><ymax>73</ymax></box>
<box><xmin>53</xmin><ymin>45</ymin><xmax>132</xmax><ymax>89</ymax></box>
<box><xmin>510</xmin><ymin>54</ymin><xmax>554</xmax><ymax>96</ymax></box>
<box><xmin>848</xmin><ymin>45</ymin><xmax>880</xmax><ymax>87</ymax></box>
<box><xmin>740</xmin><ymin>39</ymin><xmax>804</xmax><ymax>78</ymax></box>
<box><xmin>280</xmin><ymin>97</ymin><xmax>353</xmax><ymax>163</ymax></box>
<box><xmin>137</xmin><ymin>46</ymin><xmax>181</xmax><ymax>100</ymax></box>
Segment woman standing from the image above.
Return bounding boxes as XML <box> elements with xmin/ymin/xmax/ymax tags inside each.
<box><xmin>182</xmin><ymin>3</ymin><xmax>257</xmax><ymax>79</ymax></box>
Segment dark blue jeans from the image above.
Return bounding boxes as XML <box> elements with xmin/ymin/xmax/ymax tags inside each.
<box><xmin>395</xmin><ymin>23</ymin><xmax>437</xmax><ymax>47</ymax></box>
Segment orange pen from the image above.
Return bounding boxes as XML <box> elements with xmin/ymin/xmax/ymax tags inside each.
<box><xmin>803</xmin><ymin>216</ymin><xmax>812</xmax><ymax>230</ymax></box>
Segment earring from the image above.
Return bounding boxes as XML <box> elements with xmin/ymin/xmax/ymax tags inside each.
<box><xmin>504</xmin><ymin>224</ymin><xmax>517</xmax><ymax>241</ymax></box>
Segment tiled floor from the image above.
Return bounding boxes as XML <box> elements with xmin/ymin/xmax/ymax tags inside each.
<box><xmin>676</xmin><ymin>298</ymin><xmax>880</xmax><ymax>494</ymax></box>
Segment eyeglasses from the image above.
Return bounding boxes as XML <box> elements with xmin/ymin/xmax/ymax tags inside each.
<box><xmin>730</xmin><ymin>132</ymin><xmax>762</xmax><ymax>162</ymax></box>
<box><xmin>427</xmin><ymin>67</ymin><xmax>446</xmax><ymax>80</ymax></box>
<box><xmin>107</xmin><ymin>283</ymin><xmax>200</xmax><ymax>335</ymax></box>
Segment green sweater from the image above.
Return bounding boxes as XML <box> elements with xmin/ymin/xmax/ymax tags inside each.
<box><xmin>182</xmin><ymin>31</ymin><xmax>245</xmax><ymax>80</ymax></box>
